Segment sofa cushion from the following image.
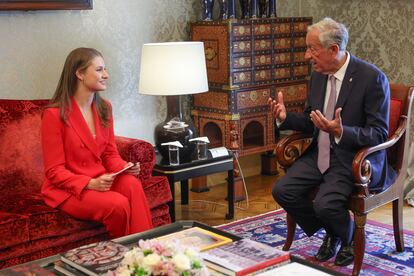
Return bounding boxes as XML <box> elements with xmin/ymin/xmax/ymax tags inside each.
<box><xmin>0</xmin><ymin>228</ymin><xmax>109</xmax><ymax>266</ymax></box>
<box><xmin>0</xmin><ymin>211</ymin><xmax>29</xmax><ymax>249</ymax></box>
<box><xmin>0</xmin><ymin>100</ymin><xmax>49</xmax><ymax>194</ymax></box>
<box><xmin>0</xmin><ymin>193</ymin><xmax>104</xmax><ymax>242</ymax></box>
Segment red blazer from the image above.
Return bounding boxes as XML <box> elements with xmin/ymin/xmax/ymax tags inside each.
<box><xmin>41</xmin><ymin>99</ymin><xmax>127</xmax><ymax>208</ymax></box>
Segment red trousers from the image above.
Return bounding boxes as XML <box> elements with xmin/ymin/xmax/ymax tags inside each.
<box><xmin>59</xmin><ymin>174</ymin><xmax>153</xmax><ymax>238</ymax></box>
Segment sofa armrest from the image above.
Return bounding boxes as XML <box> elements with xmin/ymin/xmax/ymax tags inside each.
<box><xmin>115</xmin><ymin>136</ymin><xmax>155</xmax><ymax>181</ymax></box>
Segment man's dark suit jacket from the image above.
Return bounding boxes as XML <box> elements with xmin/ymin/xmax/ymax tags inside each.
<box><xmin>280</xmin><ymin>54</ymin><xmax>396</xmax><ymax>192</ymax></box>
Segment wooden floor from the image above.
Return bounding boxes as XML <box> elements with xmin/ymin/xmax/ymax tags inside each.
<box><xmin>175</xmin><ymin>173</ymin><xmax>414</xmax><ymax>231</ymax></box>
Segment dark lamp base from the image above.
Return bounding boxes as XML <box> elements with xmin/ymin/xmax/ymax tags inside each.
<box><xmin>154</xmin><ymin>120</ymin><xmax>196</xmax><ymax>163</ymax></box>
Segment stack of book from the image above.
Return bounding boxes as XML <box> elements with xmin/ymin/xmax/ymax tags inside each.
<box><xmin>56</xmin><ymin>241</ymin><xmax>128</xmax><ymax>276</ymax></box>
<box><xmin>54</xmin><ymin>226</ymin><xmax>291</xmax><ymax>276</ymax></box>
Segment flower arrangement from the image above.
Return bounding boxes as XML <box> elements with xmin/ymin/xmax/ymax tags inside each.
<box><xmin>110</xmin><ymin>239</ymin><xmax>209</xmax><ymax>276</ymax></box>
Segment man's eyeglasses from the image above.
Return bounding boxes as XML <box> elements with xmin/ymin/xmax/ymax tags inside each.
<box><xmin>306</xmin><ymin>46</ymin><xmax>322</xmax><ymax>56</ymax></box>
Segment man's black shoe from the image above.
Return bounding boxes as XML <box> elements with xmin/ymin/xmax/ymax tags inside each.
<box><xmin>334</xmin><ymin>244</ymin><xmax>354</xmax><ymax>266</ymax></box>
<box><xmin>315</xmin><ymin>234</ymin><xmax>340</xmax><ymax>262</ymax></box>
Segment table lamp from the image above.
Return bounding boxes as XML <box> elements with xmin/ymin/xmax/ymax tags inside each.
<box><xmin>138</xmin><ymin>41</ymin><xmax>209</xmax><ymax>163</ymax></box>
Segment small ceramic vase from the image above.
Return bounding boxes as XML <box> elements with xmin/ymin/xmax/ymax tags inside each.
<box><xmin>228</xmin><ymin>0</ymin><xmax>236</xmax><ymax>19</ymax></box>
<box><xmin>250</xmin><ymin>0</ymin><xmax>259</xmax><ymax>19</ymax></box>
<box><xmin>259</xmin><ymin>0</ymin><xmax>267</xmax><ymax>18</ymax></box>
<box><xmin>202</xmin><ymin>0</ymin><xmax>214</xmax><ymax>21</ymax></box>
<box><xmin>269</xmin><ymin>0</ymin><xmax>277</xmax><ymax>17</ymax></box>
<box><xmin>239</xmin><ymin>0</ymin><xmax>249</xmax><ymax>19</ymax></box>
<box><xmin>219</xmin><ymin>0</ymin><xmax>228</xmax><ymax>20</ymax></box>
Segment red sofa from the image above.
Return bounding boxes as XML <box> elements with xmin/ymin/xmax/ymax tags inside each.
<box><xmin>0</xmin><ymin>99</ymin><xmax>172</xmax><ymax>268</ymax></box>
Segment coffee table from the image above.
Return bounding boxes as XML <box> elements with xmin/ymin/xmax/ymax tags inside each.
<box><xmin>1</xmin><ymin>221</ymin><xmax>344</xmax><ymax>275</ymax></box>
<box><xmin>0</xmin><ymin>221</ymin><xmax>240</xmax><ymax>275</ymax></box>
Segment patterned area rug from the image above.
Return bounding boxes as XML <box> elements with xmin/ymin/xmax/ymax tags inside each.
<box><xmin>217</xmin><ymin>209</ymin><xmax>414</xmax><ymax>276</ymax></box>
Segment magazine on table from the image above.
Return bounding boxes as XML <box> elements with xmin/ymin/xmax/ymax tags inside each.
<box><xmin>201</xmin><ymin>238</ymin><xmax>291</xmax><ymax>276</ymax></box>
<box><xmin>156</xmin><ymin>226</ymin><xmax>233</xmax><ymax>251</ymax></box>
<box><xmin>60</xmin><ymin>240</ymin><xmax>128</xmax><ymax>276</ymax></box>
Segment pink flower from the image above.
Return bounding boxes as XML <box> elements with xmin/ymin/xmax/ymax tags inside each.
<box><xmin>114</xmin><ymin>239</ymin><xmax>207</xmax><ymax>276</ymax></box>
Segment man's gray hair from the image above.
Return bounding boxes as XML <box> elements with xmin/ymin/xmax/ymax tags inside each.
<box><xmin>308</xmin><ymin>17</ymin><xmax>349</xmax><ymax>51</ymax></box>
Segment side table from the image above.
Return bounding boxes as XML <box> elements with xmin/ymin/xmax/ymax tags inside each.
<box><xmin>153</xmin><ymin>151</ymin><xmax>234</xmax><ymax>222</ymax></box>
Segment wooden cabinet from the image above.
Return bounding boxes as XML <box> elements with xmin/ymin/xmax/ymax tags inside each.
<box><xmin>191</xmin><ymin>17</ymin><xmax>312</xmax><ymax>158</ymax></box>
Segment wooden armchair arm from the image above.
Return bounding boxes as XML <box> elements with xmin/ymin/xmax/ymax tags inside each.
<box><xmin>352</xmin><ymin>115</ymin><xmax>408</xmax><ymax>196</ymax></box>
<box><xmin>276</xmin><ymin>132</ymin><xmax>313</xmax><ymax>169</ymax></box>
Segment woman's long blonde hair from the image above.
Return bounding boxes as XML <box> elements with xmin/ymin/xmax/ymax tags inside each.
<box><xmin>50</xmin><ymin>47</ymin><xmax>110</xmax><ymax>127</ymax></box>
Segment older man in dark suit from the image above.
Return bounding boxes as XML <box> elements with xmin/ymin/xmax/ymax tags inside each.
<box><xmin>269</xmin><ymin>17</ymin><xmax>395</xmax><ymax>266</ymax></box>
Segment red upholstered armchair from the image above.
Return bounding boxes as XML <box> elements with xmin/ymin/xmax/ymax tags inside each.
<box><xmin>0</xmin><ymin>99</ymin><xmax>172</xmax><ymax>268</ymax></box>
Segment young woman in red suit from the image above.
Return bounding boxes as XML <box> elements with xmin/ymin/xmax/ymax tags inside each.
<box><xmin>41</xmin><ymin>47</ymin><xmax>153</xmax><ymax>238</ymax></box>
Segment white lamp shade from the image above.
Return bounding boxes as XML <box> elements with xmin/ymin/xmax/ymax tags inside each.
<box><xmin>138</xmin><ymin>41</ymin><xmax>209</xmax><ymax>96</ymax></box>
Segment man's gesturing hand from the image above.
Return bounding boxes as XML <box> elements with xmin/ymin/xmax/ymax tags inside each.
<box><xmin>268</xmin><ymin>91</ymin><xmax>287</xmax><ymax>123</ymax></box>
<box><xmin>310</xmin><ymin>107</ymin><xmax>343</xmax><ymax>138</ymax></box>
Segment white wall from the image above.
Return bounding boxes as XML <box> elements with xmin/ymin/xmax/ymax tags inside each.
<box><xmin>0</xmin><ymin>0</ymin><xmax>199</xmax><ymax>143</ymax></box>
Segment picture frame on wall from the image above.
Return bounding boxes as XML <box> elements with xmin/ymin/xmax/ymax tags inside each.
<box><xmin>0</xmin><ymin>0</ymin><xmax>93</xmax><ymax>11</ymax></box>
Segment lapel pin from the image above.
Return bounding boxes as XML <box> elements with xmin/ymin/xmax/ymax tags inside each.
<box><xmin>349</xmin><ymin>77</ymin><xmax>353</xmax><ymax>82</ymax></box>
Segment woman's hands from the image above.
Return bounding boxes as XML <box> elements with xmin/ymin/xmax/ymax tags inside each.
<box><xmin>125</xmin><ymin>162</ymin><xmax>141</xmax><ymax>176</ymax></box>
<box><xmin>86</xmin><ymin>162</ymin><xmax>140</xmax><ymax>192</ymax></box>
<box><xmin>86</xmin><ymin>174</ymin><xmax>114</xmax><ymax>191</ymax></box>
